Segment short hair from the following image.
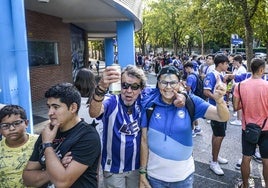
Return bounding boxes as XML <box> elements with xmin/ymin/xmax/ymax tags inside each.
<box><xmin>121</xmin><ymin>65</ymin><xmax>147</xmax><ymax>89</ymax></box>
<box><xmin>214</xmin><ymin>54</ymin><xmax>229</xmax><ymax>67</ymax></box>
<box><xmin>206</xmin><ymin>54</ymin><xmax>215</xmax><ymax>60</ymax></box>
<box><xmin>233</xmin><ymin>55</ymin><xmax>243</xmax><ymax>64</ymax></box>
<box><xmin>45</xmin><ymin>83</ymin><xmax>81</xmax><ymax>112</ymax></box>
<box><xmin>184</xmin><ymin>62</ymin><xmax>194</xmax><ymax>68</ymax></box>
<box><xmin>74</xmin><ymin>68</ymin><xmax>96</xmax><ymax>99</ymax></box>
<box><xmin>251</xmin><ymin>58</ymin><xmax>265</xmax><ymax>74</ymax></box>
<box><xmin>0</xmin><ymin>105</ymin><xmax>27</xmax><ymax>122</ymax></box>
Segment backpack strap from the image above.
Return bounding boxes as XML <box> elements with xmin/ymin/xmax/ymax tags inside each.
<box><xmin>185</xmin><ymin>95</ymin><xmax>195</xmax><ymax>129</ymax></box>
<box><xmin>146</xmin><ymin>103</ymin><xmax>155</xmax><ymax>127</ymax></box>
<box><xmin>146</xmin><ymin>94</ymin><xmax>195</xmax><ymax>129</ymax></box>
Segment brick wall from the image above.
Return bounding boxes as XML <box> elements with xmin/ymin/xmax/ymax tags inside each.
<box><xmin>26</xmin><ymin>10</ymin><xmax>73</xmax><ymax>102</ymax></box>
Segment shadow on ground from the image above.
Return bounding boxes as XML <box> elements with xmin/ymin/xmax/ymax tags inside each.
<box><xmin>194</xmin><ymin>161</ymin><xmax>263</xmax><ymax>187</ymax></box>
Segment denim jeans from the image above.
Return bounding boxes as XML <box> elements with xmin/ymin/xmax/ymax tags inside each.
<box><xmin>148</xmin><ymin>173</ymin><xmax>194</xmax><ymax>188</ymax></box>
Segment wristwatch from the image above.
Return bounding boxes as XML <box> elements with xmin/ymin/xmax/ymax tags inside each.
<box><xmin>42</xmin><ymin>142</ymin><xmax>53</xmax><ymax>150</ymax></box>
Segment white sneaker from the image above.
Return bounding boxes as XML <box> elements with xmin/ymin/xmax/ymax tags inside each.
<box><xmin>230</xmin><ymin>119</ymin><xmax>242</xmax><ymax>126</ymax></box>
<box><xmin>252</xmin><ymin>151</ymin><xmax>262</xmax><ymax>163</ymax></box>
<box><xmin>210</xmin><ymin>162</ymin><xmax>224</xmax><ymax>176</ymax></box>
<box><xmin>218</xmin><ymin>156</ymin><xmax>228</xmax><ymax>164</ymax></box>
<box><xmin>192</xmin><ymin>130</ymin><xmax>196</xmax><ymax>138</ymax></box>
<box><xmin>235</xmin><ymin>159</ymin><xmax>242</xmax><ymax>170</ymax></box>
<box><xmin>254</xmin><ymin>151</ymin><xmax>261</xmax><ymax>158</ymax></box>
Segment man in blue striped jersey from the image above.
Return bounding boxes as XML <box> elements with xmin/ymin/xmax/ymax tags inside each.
<box><xmin>89</xmin><ymin>65</ymin><xmax>147</xmax><ymax>188</ymax></box>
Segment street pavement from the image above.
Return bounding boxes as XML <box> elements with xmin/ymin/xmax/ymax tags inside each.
<box><xmin>32</xmin><ymin>67</ymin><xmax>265</xmax><ymax>188</ymax></box>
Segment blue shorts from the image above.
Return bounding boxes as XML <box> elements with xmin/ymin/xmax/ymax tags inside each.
<box><xmin>148</xmin><ymin>173</ymin><xmax>194</xmax><ymax>188</ymax></box>
<box><xmin>242</xmin><ymin>130</ymin><xmax>268</xmax><ymax>158</ymax></box>
<box><xmin>210</xmin><ymin>120</ymin><xmax>227</xmax><ymax>137</ymax></box>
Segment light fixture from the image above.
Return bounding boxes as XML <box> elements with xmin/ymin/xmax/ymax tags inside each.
<box><xmin>38</xmin><ymin>0</ymin><xmax>50</xmax><ymax>3</ymax></box>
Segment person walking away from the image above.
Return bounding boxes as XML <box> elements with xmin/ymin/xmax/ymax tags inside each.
<box><xmin>139</xmin><ymin>66</ymin><xmax>230</xmax><ymax>188</ymax></box>
<box><xmin>233</xmin><ymin>58</ymin><xmax>268</xmax><ymax>188</ymax></box>
<box><xmin>203</xmin><ymin>54</ymin><xmax>230</xmax><ymax>176</ymax></box>
<box><xmin>96</xmin><ymin>60</ymin><xmax>100</xmax><ymax>76</ymax></box>
<box><xmin>74</xmin><ymin>68</ymin><xmax>103</xmax><ymax>133</ymax></box>
<box><xmin>230</xmin><ymin>55</ymin><xmax>247</xmax><ymax>126</ymax></box>
<box><xmin>23</xmin><ymin>83</ymin><xmax>101</xmax><ymax>187</ymax></box>
<box><xmin>0</xmin><ymin>105</ymin><xmax>38</xmax><ymax>187</ymax></box>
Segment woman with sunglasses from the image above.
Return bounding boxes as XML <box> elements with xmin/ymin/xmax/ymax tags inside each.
<box><xmin>139</xmin><ymin>65</ymin><xmax>230</xmax><ymax>188</ymax></box>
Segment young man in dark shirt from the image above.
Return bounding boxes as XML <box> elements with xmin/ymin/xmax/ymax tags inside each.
<box><xmin>23</xmin><ymin>83</ymin><xmax>101</xmax><ymax>188</ymax></box>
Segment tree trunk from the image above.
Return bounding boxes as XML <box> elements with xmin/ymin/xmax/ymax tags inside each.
<box><xmin>244</xmin><ymin>23</ymin><xmax>254</xmax><ymax>71</ymax></box>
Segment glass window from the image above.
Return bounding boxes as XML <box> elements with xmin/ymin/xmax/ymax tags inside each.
<box><xmin>28</xmin><ymin>41</ymin><xmax>59</xmax><ymax>66</ymax></box>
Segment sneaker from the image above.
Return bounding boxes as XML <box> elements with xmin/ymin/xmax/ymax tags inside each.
<box><xmin>233</xmin><ymin>112</ymin><xmax>237</xmax><ymax>117</ymax></box>
<box><xmin>230</xmin><ymin>119</ymin><xmax>242</xmax><ymax>126</ymax></box>
<box><xmin>218</xmin><ymin>156</ymin><xmax>228</xmax><ymax>164</ymax></box>
<box><xmin>235</xmin><ymin>177</ymin><xmax>255</xmax><ymax>188</ymax></box>
<box><xmin>235</xmin><ymin>159</ymin><xmax>242</xmax><ymax>170</ymax></box>
<box><xmin>252</xmin><ymin>151</ymin><xmax>262</xmax><ymax>163</ymax></box>
<box><xmin>235</xmin><ymin>179</ymin><xmax>243</xmax><ymax>188</ymax></box>
<box><xmin>210</xmin><ymin>162</ymin><xmax>224</xmax><ymax>176</ymax></box>
<box><xmin>192</xmin><ymin>130</ymin><xmax>196</xmax><ymax>138</ymax></box>
<box><xmin>194</xmin><ymin>127</ymin><xmax>202</xmax><ymax>135</ymax></box>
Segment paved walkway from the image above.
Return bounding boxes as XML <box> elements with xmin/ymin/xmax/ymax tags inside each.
<box><xmin>32</xmin><ymin>70</ymin><xmax>265</xmax><ymax>187</ymax></box>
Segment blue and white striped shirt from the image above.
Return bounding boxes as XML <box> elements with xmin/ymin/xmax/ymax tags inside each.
<box><xmin>98</xmin><ymin>94</ymin><xmax>142</xmax><ymax>173</ymax></box>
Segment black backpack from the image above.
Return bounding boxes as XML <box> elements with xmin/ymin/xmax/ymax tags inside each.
<box><xmin>190</xmin><ymin>73</ymin><xmax>206</xmax><ymax>100</ymax></box>
<box><xmin>146</xmin><ymin>94</ymin><xmax>195</xmax><ymax>129</ymax></box>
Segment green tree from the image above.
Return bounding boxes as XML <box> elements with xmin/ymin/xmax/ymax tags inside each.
<box><xmin>227</xmin><ymin>0</ymin><xmax>261</xmax><ymax>69</ymax></box>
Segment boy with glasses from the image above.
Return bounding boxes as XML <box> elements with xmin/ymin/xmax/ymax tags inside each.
<box><xmin>0</xmin><ymin>105</ymin><xmax>38</xmax><ymax>187</ymax></box>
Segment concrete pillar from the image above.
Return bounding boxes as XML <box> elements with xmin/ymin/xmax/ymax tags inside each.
<box><xmin>116</xmin><ymin>21</ymin><xmax>135</xmax><ymax>68</ymax></box>
<box><xmin>104</xmin><ymin>38</ymin><xmax>114</xmax><ymax>66</ymax></box>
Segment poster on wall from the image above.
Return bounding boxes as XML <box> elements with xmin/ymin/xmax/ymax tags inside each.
<box><xmin>71</xmin><ymin>25</ymin><xmax>85</xmax><ymax>80</ymax></box>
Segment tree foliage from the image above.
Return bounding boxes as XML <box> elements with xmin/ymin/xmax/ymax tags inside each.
<box><xmin>137</xmin><ymin>0</ymin><xmax>267</xmax><ymax>64</ymax></box>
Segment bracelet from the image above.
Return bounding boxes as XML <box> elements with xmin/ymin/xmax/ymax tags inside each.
<box><xmin>97</xmin><ymin>85</ymin><xmax>107</xmax><ymax>92</ymax></box>
<box><xmin>95</xmin><ymin>86</ymin><xmax>108</xmax><ymax>97</ymax></box>
<box><xmin>92</xmin><ymin>94</ymin><xmax>104</xmax><ymax>102</ymax></box>
<box><xmin>139</xmin><ymin>167</ymin><xmax>147</xmax><ymax>174</ymax></box>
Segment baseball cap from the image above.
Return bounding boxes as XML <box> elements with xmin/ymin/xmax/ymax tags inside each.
<box><xmin>157</xmin><ymin>66</ymin><xmax>181</xmax><ymax>80</ymax></box>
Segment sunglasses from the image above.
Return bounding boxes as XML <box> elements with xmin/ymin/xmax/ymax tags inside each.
<box><xmin>121</xmin><ymin>82</ymin><xmax>140</xmax><ymax>90</ymax></box>
<box><xmin>0</xmin><ymin>120</ymin><xmax>25</xmax><ymax>130</ymax></box>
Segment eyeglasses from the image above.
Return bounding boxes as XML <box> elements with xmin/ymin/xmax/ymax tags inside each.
<box><xmin>0</xmin><ymin>120</ymin><xmax>25</xmax><ymax>130</ymax></box>
<box><xmin>121</xmin><ymin>82</ymin><xmax>140</xmax><ymax>90</ymax></box>
<box><xmin>158</xmin><ymin>80</ymin><xmax>179</xmax><ymax>88</ymax></box>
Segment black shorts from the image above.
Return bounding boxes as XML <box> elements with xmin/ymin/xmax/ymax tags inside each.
<box><xmin>210</xmin><ymin>120</ymin><xmax>227</xmax><ymax>137</ymax></box>
<box><xmin>242</xmin><ymin>130</ymin><xmax>268</xmax><ymax>158</ymax></box>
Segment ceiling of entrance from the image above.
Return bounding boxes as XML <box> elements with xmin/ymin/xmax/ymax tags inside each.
<box><xmin>24</xmin><ymin>0</ymin><xmax>142</xmax><ymax>39</ymax></box>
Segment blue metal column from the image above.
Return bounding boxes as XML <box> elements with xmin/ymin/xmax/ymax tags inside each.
<box><xmin>0</xmin><ymin>0</ymin><xmax>14</xmax><ymax>104</ymax></box>
<box><xmin>104</xmin><ymin>38</ymin><xmax>114</xmax><ymax>66</ymax></box>
<box><xmin>0</xmin><ymin>0</ymin><xmax>33</xmax><ymax>133</ymax></box>
<box><xmin>116</xmin><ymin>21</ymin><xmax>135</xmax><ymax>68</ymax></box>
<box><xmin>12</xmin><ymin>0</ymin><xmax>33</xmax><ymax>133</ymax></box>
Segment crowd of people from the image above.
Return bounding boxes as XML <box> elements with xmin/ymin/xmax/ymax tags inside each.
<box><xmin>0</xmin><ymin>52</ymin><xmax>267</xmax><ymax>188</ymax></box>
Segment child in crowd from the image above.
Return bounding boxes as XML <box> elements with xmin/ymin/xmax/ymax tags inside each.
<box><xmin>0</xmin><ymin>105</ymin><xmax>38</xmax><ymax>187</ymax></box>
